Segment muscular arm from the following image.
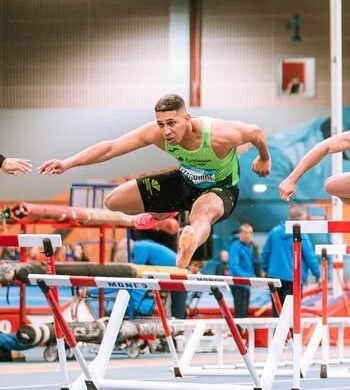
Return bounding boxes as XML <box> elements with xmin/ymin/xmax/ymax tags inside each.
<box><xmin>39</xmin><ymin>122</ymin><xmax>162</xmax><ymax>174</ymax></box>
<box><xmin>287</xmin><ymin>132</ymin><xmax>350</xmax><ymax>183</ymax></box>
<box><xmin>220</xmin><ymin>121</ymin><xmax>270</xmax><ymax>160</ymax></box>
<box><xmin>216</xmin><ymin>120</ymin><xmax>271</xmax><ymax>177</ymax></box>
<box><xmin>279</xmin><ymin>132</ymin><xmax>350</xmax><ymax>200</ymax></box>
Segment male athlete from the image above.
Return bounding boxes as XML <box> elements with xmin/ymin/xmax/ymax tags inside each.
<box><xmin>279</xmin><ymin>132</ymin><xmax>350</xmax><ymax>203</ymax></box>
<box><xmin>39</xmin><ymin>94</ymin><xmax>271</xmax><ymax>268</ymax></box>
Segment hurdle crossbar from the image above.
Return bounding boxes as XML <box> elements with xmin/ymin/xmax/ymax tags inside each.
<box><xmin>315</xmin><ymin>244</ymin><xmax>350</xmax><ymax>255</ymax></box>
<box><xmin>286</xmin><ymin>220</ymin><xmax>350</xmax><ymax>234</ymax></box>
<box><xmin>0</xmin><ymin>234</ymin><xmax>62</xmax><ymax>247</ymax></box>
<box><xmin>142</xmin><ymin>272</ymin><xmax>281</xmax><ymax>288</ymax></box>
<box><xmin>28</xmin><ymin>274</ymin><xmax>229</xmax><ymax>293</ymax></box>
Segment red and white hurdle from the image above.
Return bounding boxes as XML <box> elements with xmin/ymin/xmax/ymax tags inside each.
<box><xmin>28</xmin><ymin>273</ymin><xmax>258</xmax><ymax>390</ymax></box>
<box><xmin>0</xmin><ymin>234</ymin><xmax>62</xmax><ymax>247</ymax></box>
<box><xmin>141</xmin><ymin>272</ymin><xmax>296</xmax><ymax>389</ymax></box>
<box><xmin>141</xmin><ymin>272</ymin><xmax>282</xmax><ymax>289</ymax></box>
<box><xmin>286</xmin><ymin>220</ymin><xmax>350</xmax><ymax>234</ymax></box>
<box><xmin>315</xmin><ymin>244</ymin><xmax>350</xmax><ymax>255</ymax></box>
<box><xmin>286</xmin><ymin>222</ymin><xmax>350</xmax><ymax>388</ymax></box>
<box><xmin>0</xmin><ymin>234</ymin><xmax>67</xmax><ymax>389</ymax></box>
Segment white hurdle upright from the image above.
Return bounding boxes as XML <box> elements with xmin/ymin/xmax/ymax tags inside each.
<box><xmin>286</xmin><ymin>221</ymin><xmax>350</xmax><ymax>387</ymax></box>
<box><xmin>28</xmin><ymin>273</ymin><xmax>256</xmax><ymax>390</ymax></box>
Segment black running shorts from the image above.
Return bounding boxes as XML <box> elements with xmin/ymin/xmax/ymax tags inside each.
<box><xmin>136</xmin><ymin>170</ymin><xmax>239</xmax><ymax>222</ymax></box>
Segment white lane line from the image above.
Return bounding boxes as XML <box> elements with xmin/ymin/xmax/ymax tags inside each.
<box><xmin>3</xmin><ymin>385</ymin><xmax>60</xmax><ymax>389</ymax></box>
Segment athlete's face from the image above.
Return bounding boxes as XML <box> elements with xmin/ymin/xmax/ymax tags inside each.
<box><xmin>156</xmin><ymin>109</ymin><xmax>191</xmax><ymax>145</ymax></box>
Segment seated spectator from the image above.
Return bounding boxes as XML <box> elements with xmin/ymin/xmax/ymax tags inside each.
<box><xmin>188</xmin><ymin>260</ymin><xmax>203</xmax><ymax>275</ymax></box>
<box><xmin>116</xmin><ymin>238</ymin><xmax>176</xmax><ymax>267</ymax></box>
<box><xmin>1</xmin><ymin>247</ymin><xmax>19</xmax><ymax>261</ymax></box>
<box><xmin>113</xmin><ymin>238</ymin><xmax>178</xmax><ymax>318</ymax></box>
<box><xmin>0</xmin><ymin>332</ymin><xmax>31</xmax><ymax>362</ymax></box>
<box><xmin>27</xmin><ymin>246</ymin><xmax>46</xmax><ymax>262</ymax></box>
<box><xmin>72</xmin><ymin>243</ymin><xmax>90</xmax><ymax>262</ymax></box>
<box><xmin>201</xmin><ymin>250</ymin><xmax>229</xmax><ymax>275</ymax></box>
<box><xmin>54</xmin><ymin>243</ymin><xmax>74</xmax><ymax>262</ymax></box>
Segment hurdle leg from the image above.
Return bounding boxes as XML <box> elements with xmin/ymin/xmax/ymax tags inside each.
<box><xmin>72</xmin><ymin>289</ymin><xmax>130</xmax><ymax>390</ymax></box>
<box><xmin>320</xmin><ymin>248</ymin><xmax>329</xmax><ymax>378</ymax></box>
<box><xmin>338</xmin><ymin>325</ymin><xmax>344</xmax><ymax>362</ymax></box>
<box><xmin>292</xmin><ymin>224</ymin><xmax>302</xmax><ymax>390</ymax></box>
<box><xmin>211</xmin><ymin>286</ymin><xmax>262</xmax><ymax>390</ymax></box>
<box><xmin>179</xmin><ymin>321</ymin><xmax>207</xmax><ymax>371</ymax></box>
<box><xmin>269</xmin><ymin>282</ymin><xmax>293</xmax><ymax>343</ymax></box>
<box><xmin>300</xmin><ymin>321</ymin><xmax>322</xmax><ymax>377</ymax></box>
<box><xmin>260</xmin><ymin>295</ymin><xmax>293</xmax><ymax>390</ymax></box>
<box><xmin>153</xmin><ymin>290</ymin><xmax>182</xmax><ymax>377</ymax></box>
<box><xmin>37</xmin><ymin>280</ymin><xmax>98</xmax><ymax>390</ymax></box>
<box><xmin>43</xmin><ymin>238</ymin><xmax>70</xmax><ymax>389</ymax></box>
<box><xmin>216</xmin><ymin>328</ymin><xmax>224</xmax><ymax>366</ymax></box>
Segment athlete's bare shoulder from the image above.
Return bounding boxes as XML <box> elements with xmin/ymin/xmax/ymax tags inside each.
<box><xmin>210</xmin><ymin>118</ymin><xmax>261</xmax><ymax>148</ymax></box>
<box><xmin>210</xmin><ymin>118</ymin><xmax>241</xmax><ymax>142</ymax></box>
<box><xmin>131</xmin><ymin>121</ymin><xmax>164</xmax><ymax>148</ymax></box>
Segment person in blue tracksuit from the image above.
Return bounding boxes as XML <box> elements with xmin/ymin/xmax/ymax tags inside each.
<box><xmin>116</xmin><ymin>238</ymin><xmax>176</xmax><ymax>267</ymax></box>
<box><xmin>114</xmin><ymin>239</ymin><xmax>177</xmax><ymax>317</ymax></box>
<box><xmin>227</xmin><ymin>224</ymin><xmax>256</xmax><ymax>325</ymax></box>
<box><xmin>201</xmin><ymin>250</ymin><xmax>229</xmax><ymax>276</ymax></box>
<box><xmin>0</xmin><ymin>332</ymin><xmax>31</xmax><ymax>361</ymax></box>
<box><xmin>261</xmin><ymin>209</ymin><xmax>320</xmax><ymax>316</ymax></box>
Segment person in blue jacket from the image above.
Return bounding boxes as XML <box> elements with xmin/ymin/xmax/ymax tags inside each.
<box><xmin>115</xmin><ymin>238</ymin><xmax>177</xmax><ymax>318</ymax></box>
<box><xmin>201</xmin><ymin>250</ymin><xmax>229</xmax><ymax>276</ymax></box>
<box><xmin>227</xmin><ymin>223</ymin><xmax>256</xmax><ymax>325</ymax></box>
<box><xmin>116</xmin><ymin>238</ymin><xmax>176</xmax><ymax>267</ymax></box>
<box><xmin>261</xmin><ymin>208</ymin><xmax>320</xmax><ymax>316</ymax></box>
<box><xmin>0</xmin><ymin>332</ymin><xmax>30</xmax><ymax>361</ymax></box>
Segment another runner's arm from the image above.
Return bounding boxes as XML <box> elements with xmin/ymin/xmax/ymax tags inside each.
<box><xmin>285</xmin><ymin>132</ymin><xmax>350</xmax><ymax>183</ymax></box>
<box><xmin>0</xmin><ymin>155</ymin><xmax>5</xmax><ymax>168</ymax></box>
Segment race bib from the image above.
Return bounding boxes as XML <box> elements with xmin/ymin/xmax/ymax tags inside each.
<box><xmin>179</xmin><ymin>164</ymin><xmax>216</xmax><ymax>189</ymax></box>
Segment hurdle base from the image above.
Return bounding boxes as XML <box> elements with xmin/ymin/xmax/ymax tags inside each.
<box><xmin>85</xmin><ymin>380</ymin><xmax>98</xmax><ymax>390</ymax></box>
<box><xmin>320</xmin><ymin>364</ymin><xmax>328</xmax><ymax>379</ymax></box>
<box><xmin>174</xmin><ymin>366</ymin><xmax>182</xmax><ymax>377</ymax></box>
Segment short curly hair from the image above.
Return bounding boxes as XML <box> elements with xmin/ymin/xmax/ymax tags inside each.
<box><xmin>154</xmin><ymin>94</ymin><xmax>185</xmax><ymax>112</ymax></box>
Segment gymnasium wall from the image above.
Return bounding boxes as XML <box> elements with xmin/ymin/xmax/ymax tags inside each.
<box><xmin>201</xmin><ymin>0</ymin><xmax>350</xmax><ymax>107</ymax></box>
<box><xmin>0</xmin><ymin>0</ymin><xmax>171</xmax><ymax>108</ymax></box>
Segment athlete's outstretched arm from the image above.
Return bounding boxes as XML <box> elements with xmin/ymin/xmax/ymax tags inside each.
<box><xmin>279</xmin><ymin>131</ymin><xmax>350</xmax><ymax>201</ymax></box>
<box><xmin>38</xmin><ymin>123</ymin><xmax>159</xmax><ymax>175</ymax></box>
<box><xmin>222</xmin><ymin>121</ymin><xmax>271</xmax><ymax>177</ymax></box>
